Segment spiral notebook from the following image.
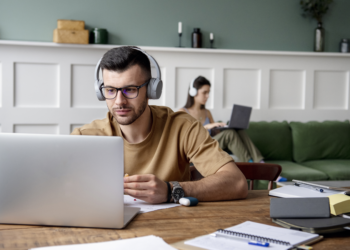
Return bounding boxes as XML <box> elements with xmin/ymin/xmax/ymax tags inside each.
<box><xmin>172</xmin><ymin>221</ymin><xmax>322</xmax><ymax>250</ymax></box>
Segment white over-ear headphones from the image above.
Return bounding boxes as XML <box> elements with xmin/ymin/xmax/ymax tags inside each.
<box><xmin>94</xmin><ymin>47</ymin><xmax>163</xmax><ymax>100</ymax></box>
<box><xmin>188</xmin><ymin>77</ymin><xmax>198</xmax><ymax>97</ymax></box>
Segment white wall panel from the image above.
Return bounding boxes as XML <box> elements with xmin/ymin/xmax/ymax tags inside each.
<box><xmin>175</xmin><ymin>67</ymin><xmax>214</xmax><ymax>110</ymax></box>
<box><xmin>223</xmin><ymin>69</ymin><xmax>261</xmax><ymax>109</ymax></box>
<box><xmin>1</xmin><ymin>40</ymin><xmax>350</xmax><ymax>134</ymax></box>
<box><xmin>14</xmin><ymin>124</ymin><xmax>59</xmax><ymax>134</ymax></box>
<box><xmin>71</xmin><ymin>64</ymin><xmax>105</xmax><ymax>108</ymax></box>
<box><xmin>314</xmin><ymin>71</ymin><xmax>349</xmax><ymax>110</ymax></box>
<box><xmin>0</xmin><ymin>62</ymin><xmax>2</xmax><ymax>107</ymax></box>
<box><xmin>269</xmin><ymin>70</ymin><xmax>305</xmax><ymax>109</ymax></box>
<box><xmin>14</xmin><ymin>63</ymin><xmax>59</xmax><ymax>107</ymax></box>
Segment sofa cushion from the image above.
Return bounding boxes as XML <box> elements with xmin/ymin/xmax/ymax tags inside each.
<box><xmin>290</xmin><ymin>120</ymin><xmax>350</xmax><ymax>163</ymax></box>
<box><xmin>301</xmin><ymin>160</ymin><xmax>350</xmax><ymax>180</ymax></box>
<box><xmin>253</xmin><ymin>180</ymin><xmax>275</xmax><ymax>190</ymax></box>
<box><xmin>246</xmin><ymin>121</ymin><xmax>292</xmax><ymax>161</ymax></box>
<box><xmin>265</xmin><ymin>160</ymin><xmax>328</xmax><ymax>181</ymax></box>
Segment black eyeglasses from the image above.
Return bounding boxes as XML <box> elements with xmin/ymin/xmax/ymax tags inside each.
<box><xmin>100</xmin><ymin>80</ymin><xmax>149</xmax><ymax>99</ymax></box>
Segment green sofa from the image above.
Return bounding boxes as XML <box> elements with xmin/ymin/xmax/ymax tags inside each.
<box><xmin>245</xmin><ymin>120</ymin><xmax>350</xmax><ymax>189</ymax></box>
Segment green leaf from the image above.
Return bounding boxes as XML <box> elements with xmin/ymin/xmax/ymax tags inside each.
<box><xmin>299</xmin><ymin>0</ymin><xmax>333</xmax><ymax>21</ymax></box>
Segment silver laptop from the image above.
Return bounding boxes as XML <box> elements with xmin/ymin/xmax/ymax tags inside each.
<box><xmin>0</xmin><ymin>133</ymin><xmax>139</xmax><ymax>229</ymax></box>
<box><xmin>215</xmin><ymin>104</ymin><xmax>252</xmax><ymax>130</ymax></box>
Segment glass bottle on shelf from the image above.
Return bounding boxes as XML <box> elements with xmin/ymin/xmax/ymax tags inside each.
<box><xmin>192</xmin><ymin>28</ymin><xmax>202</xmax><ymax>48</ymax></box>
<box><xmin>314</xmin><ymin>22</ymin><xmax>324</xmax><ymax>52</ymax></box>
<box><xmin>339</xmin><ymin>39</ymin><xmax>349</xmax><ymax>53</ymax></box>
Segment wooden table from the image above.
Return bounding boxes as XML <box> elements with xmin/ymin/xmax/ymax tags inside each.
<box><xmin>0</xmin><ymin>190</ymin><xmax>349</xmax><ymax>250</ymax></box>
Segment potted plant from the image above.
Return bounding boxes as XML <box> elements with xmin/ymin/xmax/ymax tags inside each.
<box><xmin>300</xmin><ymin>0</ymin><xmax>334</xmax><ymax>52</ymax></box>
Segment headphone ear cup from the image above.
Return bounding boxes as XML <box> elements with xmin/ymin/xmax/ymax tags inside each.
<box><xmin>189</xmin><ymin>77</ymin><xmax>198</xmax><ymax>97</ymax></box>
<box><xmin>189</xmin><ymin>87</ymin><xmax>197</xmax><ymax>97</ymax></box>
<box><xmin>147</xmin><ymin>78</ymin><xmax>163</xmax><ymax>99</ymax></box>
<box><xmin>95</xmin><ymin>79</ymin><xmax>105</xmax><ymax>101</ymax></box>
<box><xmin>94</xmin><ymin>58</ymin><xmax>105</xmax><ymax>101</ymax></box>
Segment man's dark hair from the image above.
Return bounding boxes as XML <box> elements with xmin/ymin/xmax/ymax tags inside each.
<box><xmin>100</xmin><ymin>46</ymin><xmax>151</xmax><ymax>79</ymax></box>
<box><xmin>184</xmin><ymin>76</ymin><xmax>211</xmax><ymax>109</ymax></box>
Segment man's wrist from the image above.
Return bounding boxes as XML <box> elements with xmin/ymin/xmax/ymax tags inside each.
<box><xmin>165</xmin><ymin>181</ymin><xmax>172</xmax><ymax>203</ymax></box>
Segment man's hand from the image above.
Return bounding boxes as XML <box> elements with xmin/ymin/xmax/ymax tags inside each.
<box><xmin>124</xmin><ymin>174</ymin><xmax>168</xmax><ymax>204</ymax></box>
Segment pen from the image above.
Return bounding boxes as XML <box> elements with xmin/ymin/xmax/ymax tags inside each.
<box><xmin>292</xmin><ymin>179</ymin><xmax>350</xmax><ymax>192</ymax></box>
<box><xmin>212</xmin><ymin>231</ymin><xmax>270</xmax><ymax>247</ymax></box>
<box><xmin>293</xmin><ymin>180</ymin><xmax>329</xmax><ymax>189</ymax></box>
<box><xmin>248</xmin><ymin>241</ymin><xmax>270</xmax><ymax>247</ymax></box>
<box><xmin>294</xmin><ymin>183</ymin><xmax>325</xmax><ymax>193</ymax></box>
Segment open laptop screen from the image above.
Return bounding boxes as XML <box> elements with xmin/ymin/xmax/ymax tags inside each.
<box><xmin>228</xmin><ymin>104</ymin><xmax>252</xmax><ymax>130</ymax></box>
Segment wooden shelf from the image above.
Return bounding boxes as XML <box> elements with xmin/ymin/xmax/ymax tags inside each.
<box><xmin>1</xmin><ymin>39</ymin><xmax>350</xmax><ymax>57</ymax></box>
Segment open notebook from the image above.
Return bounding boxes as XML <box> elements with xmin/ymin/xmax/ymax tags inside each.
<box><xmin>172</xmin><ymin>221</ymin><xmax>322</xmax><ymax>250</ymax></box>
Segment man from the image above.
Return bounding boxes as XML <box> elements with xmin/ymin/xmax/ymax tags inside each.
<box><xmin>71</xmin><ymin>46</ymin><xmax>248</xmax><ymax>204</ymax></box>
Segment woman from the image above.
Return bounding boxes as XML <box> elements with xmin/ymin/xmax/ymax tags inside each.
<box><xmin>179</xmin><ymin>76</ymin><xmax>264</xmax><ymax>163</ymax></box>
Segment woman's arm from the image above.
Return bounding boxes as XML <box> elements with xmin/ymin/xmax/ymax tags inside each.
<box><xmin>204</xmin><ymin>109</ymin><xmax>226</xmax><ymax>129</ymax></box>
<box><xmin>207</xmin><ymin>109</ymin><xmax>215</xmax><ymax>123</ymax></box>
<box><xmin>204</xmin><ymin>123</ymin><xmax>226</xmax><ymax>130</ymax></box>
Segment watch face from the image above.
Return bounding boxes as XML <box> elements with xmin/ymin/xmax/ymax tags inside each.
<box><xmin>173</xmin><ymin>187</ymin><xmax>185</xmax><ymax>201</ymax></box>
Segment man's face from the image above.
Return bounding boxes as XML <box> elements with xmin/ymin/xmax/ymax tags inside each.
<box><xmin>103</xmin><ymin>65</ymin><xmax>149</xmax><ymax>125</ymax></box>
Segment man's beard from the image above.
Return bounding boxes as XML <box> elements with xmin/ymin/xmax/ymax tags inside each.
<box><xmin>110</xmin><ymin>97</ymin><xmax>148</xmax><ymax>125</ymax></box>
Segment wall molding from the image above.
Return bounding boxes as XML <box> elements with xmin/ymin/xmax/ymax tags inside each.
<box><xmin>2</xmin><ymin>40</ymin><xmax>350</xmax><ymax>57</ymax></box>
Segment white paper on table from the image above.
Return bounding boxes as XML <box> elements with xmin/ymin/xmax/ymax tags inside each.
<box><xmin>269</xmin><ymin>185</ymin><xmax>344</xmax><ymax>198</ymax></box>
<box><xmin>124</xmin><ymin>195</ymin><xmax>180</xmax><ymax>213</ymax></box>
<box><xmin>30</xmin><ymin>235</ymin><xmax>177</xmax><ymax>250</ymax></box>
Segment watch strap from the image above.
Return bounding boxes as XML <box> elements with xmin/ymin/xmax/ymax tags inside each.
<box><xmin>165</xmin><ymin>181</ymin><xmax>171</xmax><ymax>203</ymax></box>
<box><xmin>170</xmin><ymin>181</ymin><xmax>181</xmax><ymax>188</ymax></box>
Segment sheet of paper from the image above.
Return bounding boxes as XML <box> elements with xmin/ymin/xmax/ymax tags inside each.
<box><xmin>269</xmin><ymin>185</ymin><xmax>342</xmax><ymax>198</ymax></box>
<box><xmin>124</xmin><ymin>195</ymin><xmax>180</xmax><ymax>213</ymax></box>
<box><xmin>185</xmin><ymin>221</ymin><xmax>319</xmax><ymax>250</ymax></box>
<box><xmin>30</xmin><ymin>235</ymin><xmax>177</xmax><ymax>250</ymax></box>
<box><xmin>342</xmin><ymin>212</ymin><xmax>350</xmax><ymax>219</ymax></box>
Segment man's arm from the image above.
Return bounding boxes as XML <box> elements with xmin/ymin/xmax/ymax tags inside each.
<box><xmin>123</xmin><ymin>161</ymin><xmax>248</xmax><ymax>203</ymax></box>
<box><xmin>181</xmin><ymin>161</ymin><xmax>248</xmax><ymax>201</ymax></box>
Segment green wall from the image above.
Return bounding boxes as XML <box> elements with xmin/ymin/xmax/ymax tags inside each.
<box><xmin>0</xmin><ymin>0</ymin><xmax>349</xmax><ymax>52</ymax></box>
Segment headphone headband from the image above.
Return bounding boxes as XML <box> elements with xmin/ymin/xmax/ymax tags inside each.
<box><xmin>133</xmin><ymin>47</ymin><xmax>162</xmax><ymax>82</ymax></box>
<box><xmin>94</xmin><ymin>47</ymin><xmax>163</xmax><ymax>100</ymax></box>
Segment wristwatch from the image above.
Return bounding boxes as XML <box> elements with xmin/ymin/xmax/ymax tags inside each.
<box><xmin>170</xmin><ymin>181</ymin><xmax>185</xmax><ymax>203</ymax></box>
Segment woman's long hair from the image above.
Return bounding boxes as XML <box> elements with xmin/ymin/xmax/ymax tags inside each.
<box><xmin>184</xmin><ymin>76</ymin><xmax>211</xmax><ymax>109</ymax></box>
